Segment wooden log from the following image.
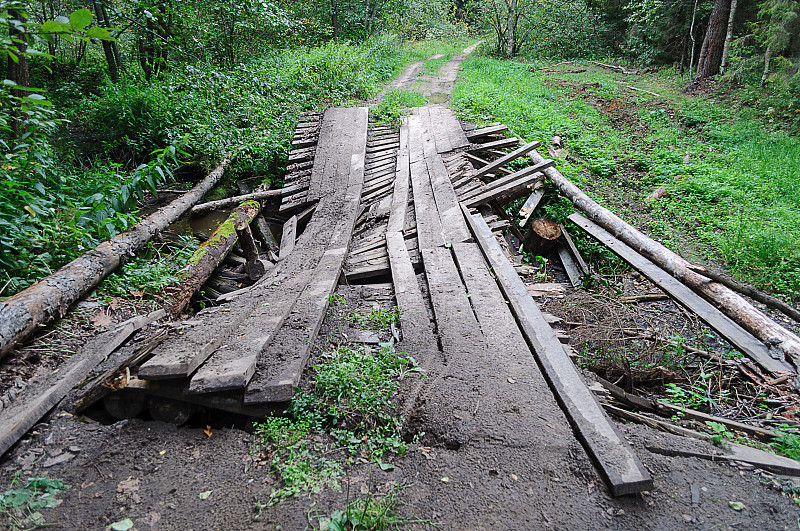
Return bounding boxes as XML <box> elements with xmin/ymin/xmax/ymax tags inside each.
<box><xmin>0</xmin><ymin>310</ymin><xmax>165</xmax><ymax>456</ymax></box>
<box><xmin>569</xmin><ymin>213</ymin><xmax>792</xmax><ymax>375</ymax></box>
<box><xmin>167</xmin><ymin>201</ymin><xmax>260</xmax><ymax>317</ymax></box>
<box><xmin>532</xmin><ymin>147</ymin><xmax>800</xmax><ymax>366</ymax></box>
<box><xmin>190</xmin><ymin>188</ymin><xmax>283</xmax><ymax>215</ymax></box>
<box><xmin>0</xmin><ymin>162</ymin><xmax>227</xmax><ymax>357</ymax></box>
<box><xmin>687</xmin><ymin>265</ymin><xmax>800</xmax><ymax>323</ymax></box>
<box><xmin>463</xmin><ymin>206</ymin><xmax>653</xmax><ymax>496</ymax></box>
<box><xmin>525</xmin><ymin>218</ymin><xmax>562</xmax><ymax>255</ymax></box>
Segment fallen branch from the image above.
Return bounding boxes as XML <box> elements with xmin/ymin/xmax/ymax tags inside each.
<box><xmin>626</xmin><ymin>85</ymin><xmax>661</xmax><ymax>97</ymax></box>
<box><xmin>190</xmin><ymin>187</ymin><xmax>282</xmax><ymax>215</ymax></box>
<box><xmin>687</xmin><ymin>265</ymin><xmax>800</xmax><ymax>323</ymax></box>
<box><xmin>0</xmin><ymin>161</ymin><xmax>228</xmax><ymax>357</ymax></box>
<box><xmin>542</xmin><ymin>60</ymin><xmax>576</xmax><ymax>72</ymax></box>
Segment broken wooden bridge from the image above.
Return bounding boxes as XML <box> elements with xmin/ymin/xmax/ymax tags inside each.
<box><xmin>76</xmin><ymin>105</ymin><xmax>655</xmax><ymax>496</ymax></box>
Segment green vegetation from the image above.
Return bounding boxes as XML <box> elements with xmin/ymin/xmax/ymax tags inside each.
<box><xmin>373</xmin><ymin>90</ymin><xmax>427</xmax><ymax>126</ymax></box>
<box><xmin>0</xmin><ymin>475</ymin><xmax>69</xmax><ymax>530</ymax></box>
<box><xmin>313</xmin><ymin>482</ymin><xmax>423</xmax><ymax>531</ymax></box>
<box><xmin>453</xmin><ymin>54</ymin><xmax>800</xmax><ymax>299</ymax></box>
<box><xmin>253</xmin><ymin>344</ymin><xmax>417</xmax><ymax>504</ymax></box>
<box><xmin>771</xmin><ymin>429</ymin><xmax>800</xmax><ymax>460</ymax></box>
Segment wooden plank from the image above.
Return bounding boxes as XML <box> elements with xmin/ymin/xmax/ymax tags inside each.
<box><xmin>243</xmin><ymin>152</ymin><xmax>365</xmax><ymax>403</ymax></box>
<box><xmin>387</xmin><ymin>126</ymin><xmax>411</xmax><ymax>234</ymax></box>
<box><xmin>436</xmin><ymin>107</ymin><xmax>469</xmax><ymax>152</ymax></box>
<box><xmin>463</xmin><ymin>206</ymin><xmax>653</xmax><ymax>496</ymax></box>
<box><xmin>464</xmin><ymin>165</ymin><xmax>551</xmax><ymax>208</ymax></box>
<box><xmin>462</xmin><ymin>161</ymin><xmax>551</xmax><ymax>202</ymax></box>
<box><xmin>424</xmin><ymin>132</ymin><xmax>471</xmax><ymax>244</ymax></box>
<box><xmin>518</xmin><ymin>186</ymin><xmax>545</xmax><ymax>228</ymax></box>
<box><xmin>647</xmin><ymin>442</ymin><xmax>800</xmax><ymax>476</ymax></box>
<box><xmin>307</xmin><ymin>107</ymin><xmax>368</xmax><ymax>201</ymax></box>
<box><xmin>469</xmin><ymin>137</ymin><xmax>520</xmax><ymax>152</ymax></box>
<box><xmin>473</xmin><ymin>141</ymin><xmax>542</xmax><ymax>179</ymax></box>
<box><xmin>557</xmin><ymin>244</ymin><xmax>582</xmax><ymax>288</ymax></box>
<box><xmin>421</xmin><ymin>107</ymin><xmax>452</xmax><ymax>154</ymax></box>
<box><xmin>465</xmin><ymin>124</ymin><xmax>508</xmax><ymax>140</ymax></box>
<box><xmin>560</xmin><ymin>223</ymin><xmax>589</xmax><ymax>274</ymax></box>
<box><xmin>464</xmin><ymin>153</ymin><xmax>513</xmax><ymax>176</ymax></box>
<box><xmin>0</xmin><ymin>310</ymin><xmax>165</xmax><ymax>456</ymax></box>
<box><xmin>568</xmin><ymin>213</ymin><xmax>791</xmax><ymax>374</ymax></box>
<box><xmin>408</xmin><ymin>117</ymin><xmax>445</xmax><ymax>250</ymax></box>
<box><xmin>279</xmin><ymin>215</ymin><xmax>297</xmax><ymax>260</ymax></box>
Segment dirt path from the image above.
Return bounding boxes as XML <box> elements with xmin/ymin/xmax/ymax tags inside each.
<box><xmin>1</xmin><ymin>43</ymin><xmax>799</xmax><ymax>531</ymax></box>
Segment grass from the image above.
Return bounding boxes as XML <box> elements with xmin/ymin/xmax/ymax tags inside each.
<box><xmin>451</xmin><ymin>51</ymin><xmax>800</xmax><ymax>300</ymax></box>
<box><xmin>373</xmin><ymin>90</ymin><xmax>427</xmax><ymax>126</ymax></box>
<box><xmin>253</xmin><ymin>344</ymin><xmax>418</xmax><ymax>504</ymax></box>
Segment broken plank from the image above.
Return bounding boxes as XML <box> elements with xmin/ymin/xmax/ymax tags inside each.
<box><xmin>557</xmin><ymin>244</ymin><xmax>583</xmax><ymax>288</ymax></box>
<box><xmin>518</xmin><ymin>187</ymin><xmax>545</xmax><ymax>228</ymax></box>
<box><xmin>647</xmin><ymin>442</ymin><xmax>800</xmax><ymax>476</ymax></box>
<box><xmin>560</xmin><ymin>223</ymin><xmax>589</xmax><ymax>274</ymax></box>
<box><xmin>279</xmin><ymin>215</ymin><xmax>298</xmax><ymax>260</ymax></box>
<box><xmin>0</xmin><ymin>310</ymin><xmax>165</xmax><ymax>456</ymax></box>
<box><xmin>464</xmin><ymin>206</ymin><xmax>653</xmax><ymax>496</ymax></box>
<box><xmin>464</xmin><ymin>167</ymin><xmax>550</xmax><ymax>208</ymax></box>
<box><xmin>462</xmin><ymin>161</ymin><xmax>551</xmax><ymax>203</ymax></box>
<box><xmin>464</xmin><ymin>153</ymin><xmax>514</xmax><ymax>176</ymax></box>
<box><xmin>473</xmin><ymin>141</ymin><xmax>542</xmax><ymax>179</ymax></box>
<box><xmin>568</xmin><ymin>213</ymin><xmax>791</xmax><ymax>375</ymax></box>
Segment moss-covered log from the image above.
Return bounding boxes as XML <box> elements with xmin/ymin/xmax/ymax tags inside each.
<box><xmin>0</xmin><ymin>161</ymin><xmax>229</xmax><ymax>357</ymax></box>
<box><xmin>166</xmin><ymin>200</ymin><xmax>260</xmax><ymax>317</ymax></box>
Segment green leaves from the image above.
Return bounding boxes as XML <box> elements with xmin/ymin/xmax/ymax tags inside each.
<box><xmin>69</xmin><ymin>8</ymin><xmax>92</xmax><ymax>30</ymax></box>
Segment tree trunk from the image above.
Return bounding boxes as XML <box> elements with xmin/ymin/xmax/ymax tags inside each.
<box><xmin>94</xmin><ymin>0</ymin><xmax>118</xmax><ymax>81</ymax></box>
<box><xmin>7</xmin><ymin>8</ymin><xmax>29</xmax><ymax>137</ymax></box>
<box><xmin>166</xmin><ymin>200</ymin><xmax>260</xmax><ymax>317</ymax></box>
<box><xmin>331</xmin><ymin>0</ymin><xmax>339</xmax><ymax>40</ymax></box>
<box><xmin>505</xmin><ymin>0</ymin><xmax>517</xmax><ymax>59</ymax></box>
<box><xmin>0</xmin><ymin>161</ymin><xmax>229</xmax><ymax>357</ymax></box>
<box><xmin>527</xmin><ymin>149</ymin><xmax>800</xmax><ymax>365</ymax></box>
<box><xmin>761</xmin><ymin>45</ymin><xmax>774</xmax><ymax>86</ymax></box>
<box><xmin>689</xmin><ymin>0</ymin><xmax>699</xmax><ymax>75</ymax></box>
<box><xmin>190</xmin><ymin>187</ymin><xmax>282</xmax><ymax>215</ymax></box>
<box><xmin>720</xmin><ymin>0</ymin><xmax>738</xmax><ymax>75</ymax></box>
<box><xmin>101</xmin><ymin>2</ymin><xmax>123</xmax><ymax>71</ymax></box>
<box><xmin>696</xmin><ymin>0</ymin><xmax>731</xmax><ymax>78</ymax></box>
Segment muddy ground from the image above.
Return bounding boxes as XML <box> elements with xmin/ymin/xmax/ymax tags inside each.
<box><xmin>2</xmin><ymin>47</ymin><xmax>800</xmax><ymax>531</ymax></box>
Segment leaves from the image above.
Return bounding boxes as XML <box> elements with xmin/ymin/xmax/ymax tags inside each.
<box><xmin>198</xmin><ymin>490</ymin><xmax>212</xmax><ymax>500</ymax></box>
<box><xmin>69</xmin><ymin>9</ymin><xmax>93</xmax><ymax>30</ymax></box>
<box><xmin>109</xmin><ymin>518</ymin><xmax>134</xmax><ymax>530</ymax></box>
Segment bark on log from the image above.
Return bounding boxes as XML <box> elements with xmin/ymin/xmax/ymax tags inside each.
<box><xmin>0</xmin><ymin>161</ymin><xmax>229</xmax><ymax>357</ymax></box>
<box><xmin>166</xmin><ymin>200</ymin><xmax>260</xmax><ymax>317</ymax></box>
<box><xmin>190</xmin><ymin>188</ymin><xmax>282</xmax><ymax>215</ymax></box>
<box><xmin>687</xmin><ymin>265</ymin><xmax>800</xmax><ymax>323</ymax></box>
<box><xmin>529</xmin><ymin>149</ymin><xmax>800</xmax><ymax>364</ymax></box>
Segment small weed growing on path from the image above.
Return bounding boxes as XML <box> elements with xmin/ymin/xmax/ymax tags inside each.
<box><xmin>313</xmin><ymin>481</ymin><xmax>421</xmax><ymax>530</ymax></box>
<box><xmin>771</xmin><ymin>429</ymin><xmax>800</xmax><ymax>461</ymax></box>
<box><xmin>347</xmin><ymin>309</ymin><xmax>399</xmax><ymax>330</ymax></box>
<box><xmin>254</xmin><ymin>345</ymin><xmax>418</xmax><ymax>504</ymax></box>
<box><xmin>0</xmin><ymin>475</ymin><xmax>69</xmax><ymax>530</ymax></box>
<box><xmin>705</xmin><ymin>421</ymin><xmax>734</xmax><ymax>448</ymax></box>
<box><xmin>373</xmin><ymin>90</ymin><xmax>427</xmax><ymax>126</ymax></box>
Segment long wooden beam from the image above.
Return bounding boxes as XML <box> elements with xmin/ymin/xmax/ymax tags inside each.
<box><xmin>473</xmin><ymin>141</ymin><xmax>541</xmax><ymax>179</ymax></box>
<box><xmin>463</xmin><ymin>206</ymin><xmax>653</xmax><ymax>496</ymax></box>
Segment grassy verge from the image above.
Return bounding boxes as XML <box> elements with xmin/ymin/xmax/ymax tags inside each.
<box><xmin>452</xmin><ymin>51</ymin><xmax>800</xmax><ymax>301</ymax></box>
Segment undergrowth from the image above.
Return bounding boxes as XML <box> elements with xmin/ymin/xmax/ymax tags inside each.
<box><xmin>0</xmin><ymin>475</ymin><xmax>69</xmax><ymax>530</ymax></box>
<box><xmin>373</xmin><ymin>90</ymin><xmax>427</xmax><ymax>126</ymax></box>
<box><xmin>253</xmin><ymin>344</ymin><xmax>418</xmax><ymax>504</ymax></box>
<box><xmin>452</xmin><ymin>53</ymin><xmax>800</xmax><ymax>300</ymax></box>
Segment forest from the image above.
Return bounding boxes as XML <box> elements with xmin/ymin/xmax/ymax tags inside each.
<box><xmin>1</xmin><ymin>0</ymin><xmax>799</xmax><ymax>300</ymax></box>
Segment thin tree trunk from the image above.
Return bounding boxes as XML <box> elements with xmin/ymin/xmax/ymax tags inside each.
<box><xmin>761</xmin><ymin>45</ymin><xmax>774</xmax><ymax>86</ymax></box>
<box><xmin>689</xmin><ymin>0</ymin><xmax>700</xmax><ymax>76</ymax></box>
<box><xmin>527</xmin><ymin>150</ymin><xmax>800</xmax><ymax>365</ymax></box>
<box><xmin>505</xmin><ymin>0</ymin><xmax>517</xmax><ymax>59</ymax></box>
<box><xmin>94</xmin><ymin>0</ymin><xmax>118</xmax><ymax>81</ymax></box>
<box><xmin>166</xmin><ymin>200</ymin><xmax>260</xmax><ymax>317</ymax></box>
<box><xmin>0</xmin><ymin>161</ymin><xmax>229</xmax><ymax>357</ymax></box>
<box><xmin>101</xmin><ymin>3</ymin><xmax>122</xmax><ymax>71</ymax></box>
<box><xmin>720</xmin><ymin>0</ymin><xmax>738</xmax><ymax>74</ymax></box>
<box><xmin>696</xmin><ymin>0</ymin><xmax>731</xmax><ymax>78</ymax></box>
<box><xmin>331</xmin><ymin>0</ymin><xmax>339</xmax><ymax>40</ymax></box>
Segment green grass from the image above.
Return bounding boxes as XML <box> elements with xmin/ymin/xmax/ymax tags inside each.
<box><xmin>253</xmin><ymin>344</ymin><xmax>418</xmax><ymax>504</ymax></box>
<box><xmin>0</xmin><ymin>475</ymin><xmax>69</xmax><ymax>530</ymax></box>
<box><xmin>373</xmin><ymin>90</ymin><xmax>427</xmax><ymax>126</ymax></box>
<box><xmin>452</xmin><ymin>55</ymin><xmax>800</xmax><ymax>299</ymax></box>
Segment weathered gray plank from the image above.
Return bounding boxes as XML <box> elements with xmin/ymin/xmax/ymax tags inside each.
<box><xmin>473</xmin><ymin>141</ymin><xmax>542</xmax><ymax>179</ymax></box>
<box><xmin>464</xmin><ymin>206</ymin><xmax>653</xmax><ymax>496</ymax></box>
<box><xmin>557</xmin><ymin>244</ymin><xmax>583</xmax><ymax>288</ymax></box>
<box><xmin>560</xmin><ymin>223</ymin><xmax>589</xmax><ymax>274</ymax></box>
<box><xmin>518</xmin><ymin>186</ymin><xmax>545</xmax><ymax>228</ymax></box>
<box><xmin>279</xmin><ymin>215</ymin><xmax>297</xmax><ymax>260</ymax></box>
<box><xmin>465</xmin><ymin>124</ymin><xmax>508</xmax><ymax>140</ymax></box>
<box><xmin>568</xmin><ymin>213</ymin><xmax>790</xmax><ymax>374</ymax></box>
<box><xmin>0</xmin><ymin>310</ymin><xmax>165</xmax><ymax>456</ymax></box>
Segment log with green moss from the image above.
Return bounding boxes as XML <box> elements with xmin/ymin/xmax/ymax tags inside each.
<box><xmin>166</xmin><ymin>200</ymin><xmax>261</xmax><ymax>317</ymax></box>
